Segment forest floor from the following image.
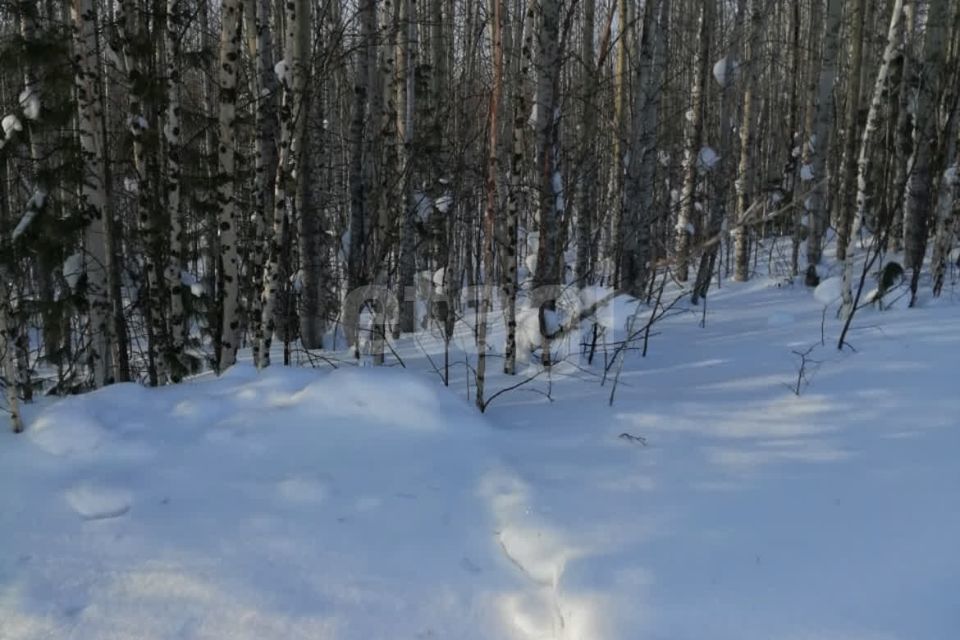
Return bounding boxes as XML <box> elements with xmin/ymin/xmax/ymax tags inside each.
<box><xmin>2</xmin><ymin>261</ymin><xmax>959</xmax><ymax>640</ymax></box>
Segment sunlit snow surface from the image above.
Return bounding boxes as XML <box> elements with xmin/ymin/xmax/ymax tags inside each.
<box><xmin>2</xmin><ymin>271</ymin><xmax>959</xmax><ymax>640</ymax></box>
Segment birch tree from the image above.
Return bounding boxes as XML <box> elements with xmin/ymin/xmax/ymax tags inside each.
<box><xmin>841</xmin><ymin>0</ymin><xmax>908</xmax><ymax>319</ymax></box>
<box><xmin>803</xmin><ymin>0</ymin><xmax>843</xmax><ymax>280</ymax></box>
<box><xmin>675</xmin><ymin>0</ymin><xmax>711</xmax><ymax>283</ymax></box>
<box><xmin>476</xmin><ymin>0</ymin><xmax>504</xmax><ymax>409</ymax></box>
<box><xmin>216</xmin><ymin>0</ymin><xmax>243</xmax><ymax>371</ymax></box>
<box><xmin>258</xmin><ymin>0</ymin><xmax>309</xmax><ymax>368</ymax></box>
<box><xmin>836</xmin><ymin>0</ymin><xmax>867</xmax><ymax>262</ymax></box>
<box><xmin>621</xmin><ymin>0</ymin><xmax>660</xmax><ymax>297</ymax></box>
<box><xmin>733</xmin><ymin>0</ymin><xmax>761</xmax><ymax>282</ymax></box>
<box><xmin>533</xmin><ymin>0</ymin><xmax>562</xmax><ymax>367</ymax></box>
<box><xmin>247</xmin><ymin>0</ymin><xmax>280</xmax><ymax>364</ymax></box>
<box><xmin>903</xmin><ymin>0</ymin><xmax>951</xmax><ymax>300</ymax></box>
<box><xmin>165</xmin><ymin>0</ymin><xmax>186</xmax><ymax>381</ymax></box>
<box><xmin>71</xmin><ymin>0</ymin><xmax>114</xmax><ymax>386</ymax></box>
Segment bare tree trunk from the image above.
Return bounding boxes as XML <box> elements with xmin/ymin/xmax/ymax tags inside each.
<box><xmin>888</xmin><ymin>3</ymin><xmax>918</xmax><ymax>253</ymax></box>
<box><xmin>259</xmin><ymin>0</ymin><xmax>308</xmax><ymax>368</ymax></box>
<box><xmin>497</xmin><ymin>0</ymin><xmax>528</xmax><ymax>376</ymax></box>
<box><xmin>533</xmin><ymin>0</ymin><xmax>562</xmax><ymax>367</ymax></box>
<box><xmin>71</xmin><ymin>0</ymin><xmax>114</xmax><ymax>386</ymax></box>
<box><xmin>575</xmin><ymin>0</ymin><xmax>597</xmax><ymax>288</ymax></box>
<box><xmin>348</xmin><ymin>0</ymin><xmax>376</xmax><ymax>299</ymax></box>
<box><xmin>609</xmin><ymin>0</ymin><xmax>630</xmax><ymax>283</ymax></box>
<box><xmin>164</xmin><ymin>0</ymin><xmax>186</xmax><ymax>381</ymax></box>
<box><xmin>622</xmin><ymin>0</ymin><xmax>660</xmax><ymax>298</ymax></box>
<box><xmin>118</xmin><ymin>0</ymin><xmax>169</xmax><ymax>385</ymax></box>
<box><xmin>0</xmin><ymin>276</ymin><xmax>23</xmax><ymax>432</ymax></box>
<box><xmin>216</xmin><ymin>0</ymin><xmax>243</xmax><ymax>372</ymax></box>
<box><xmin>398</xmin><ymin>0</ymin><xmax>419</xmax><ymax>334</ymax></box>
<box><xmin>842</xmin><ymin>0</ymin><xmax>907</xmax><ymax>318</ymax></box>
<box><xmin>931</xmin><ymin>161</ymin><xmax>958</xmax><ymax>296</ymax></box>
<box><xmin>675</xmin><ymin>0</ymin><xmax>711</xmax><ymax>283</ymax></box>
<box><xmin>903</xmin><ymin>0</ymin><xmax>951</xmax><ymax>301</ymax></box>
<box><xmin>734</xmin><ymin>0</ymin><xmax>761</xmax><ymax>282</ymax></box>
<box><xmin>784</xmin><ymin>0</ymin><xmax>802</xmax><ymax>276</ymax></box>
<box><xmin>836</xmin><ymin>0</ymin><xmax>867</xmax><ymax>262</ymax></box>
<box><xmin>198</xmin><ymin>0</ymin><xmax>221</xmax><ymax>365</ymax></box>
<box><xmin>477</xmin><ymin>0</ymin><xmax>504</xmax><ymax>409</ymax></box>
<box><xmin>299</xmin><ymin>87</ymin><xmax>332</xmax><ymax>348</ymax></box>
<box><xmin>693</xmin><ymin>0</ymin><xmax>736</xmax><ymax>303</ymax></box>
<box><xmin>247</xmin><ymin>0</ymin><xmax>279</xmax><ymax>365</ymax></box>
<box><xmin>804</xmin><ymin>0</ymin><xmax>842</xmax><ymax>279</ymax></box>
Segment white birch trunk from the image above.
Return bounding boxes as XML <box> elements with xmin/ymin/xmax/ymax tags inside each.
<box><xmin>675</xmin><ymin>0</ymin><xmax>710</xmax><ymax>283</ymax></box>
<box><xmin>804</xmin><ymin>0</ymin><xmax>843</xmax><ymax>277</ymax></box>
<box><xmin>398</xmin><ymin>0</ymin><xmax>419</xmax><ymax>334</ymax></box>
<box><xmin>216</xmin><ymin>0</ymin><xmax>243</xmax><ymax>372</ymax></box>
<box><xmin>71</xmin><ymin>0</ymin><xmax>113</xmax><ymax>386</ymax></box>
<box><xmin>247</xmin><ymin>0</ymin><xmax>279</xmax><ymax>365</ymax></box>
<box><xmin>902</xmin><ymin>0</ymin><xmax>950</xmax><ymax>299</ymax></box>
<box><xmin>622</xmin><ymin>0</ymin><xmax>660</xmax><ymax>297</ymax></box>
<box><xmin>841</xmin><ymin>0</ymin><xmax>907</xmax><ymax>318</ymax></box>
<box><xmin>0</xmin><ymin>272</ymin><xmax>23</xmax><ymax>432</ymax></box>
<box><xmin>930</xmin><ymin>162</ymin><xmax>958</xmax><ymax>296</ymax></box>
<box><xmin>733</xmin><ymin>0</ymin><xmax>760</xmax><ymax>282</ymax></box>
<box><xmin>258</xmin><ymin>0</ymin><xmax>308</xmax><ymax>368</ymax></box>
<box><xmin>164</xmin><ymin>0</ymin><xmax>186</xmax><ymax>380</ymax></box>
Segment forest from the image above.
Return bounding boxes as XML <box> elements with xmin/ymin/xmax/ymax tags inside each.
<box><xmin>1</xmin><ymin>1</ymin><xmax>959</xmax><ymax>638</ymax></box>
<box><xmin>1</xmin><ymin>0</ymin><xmax>958</xmax><ymax>426</ymax></box>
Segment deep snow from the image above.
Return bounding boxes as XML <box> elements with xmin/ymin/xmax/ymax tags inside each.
<box><xmin>2</xmin><ymin>273</ymin><xmax>959</xmax><ymax>640</ymax></box>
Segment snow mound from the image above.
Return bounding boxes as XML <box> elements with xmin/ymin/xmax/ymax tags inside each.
<box><xmin>28</xmin><ymin>409</ymin><xmax>108</xmax><ymax>456</ymax></box>
<box><xmin>814</xmin><ymin>276</ymin><xmax>843</xmax><ymax>305</ymax></box>
<box><xmin>271</xmin><ymin>368</ymin><xmax>449</xmax><ymax>432</ymax></box>
<box><xmin>65</xmin><ymin>483</ymin><xmax>132</xmax><ymax>520</ymax></box>
<box><xmin>3</xmin><ymin>366</ymin><xmax>523</xmax><ymax>640</ymax></box>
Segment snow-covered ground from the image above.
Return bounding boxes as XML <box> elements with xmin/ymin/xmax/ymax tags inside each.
<box><xmin>2</xmin><ymin>275</ymin><xmax>959</xmax><ymax>640</ymax></box>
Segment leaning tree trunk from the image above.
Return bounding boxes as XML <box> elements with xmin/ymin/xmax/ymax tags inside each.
<box><xmin>216</xmin><ymin>0</ymin><xmax>243</xmax><ymax>372</ymax></box>
<box><xmin>841</xmin><ymin>0</ymin><xmax>907</xmax><ymax>319</ymax></box>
